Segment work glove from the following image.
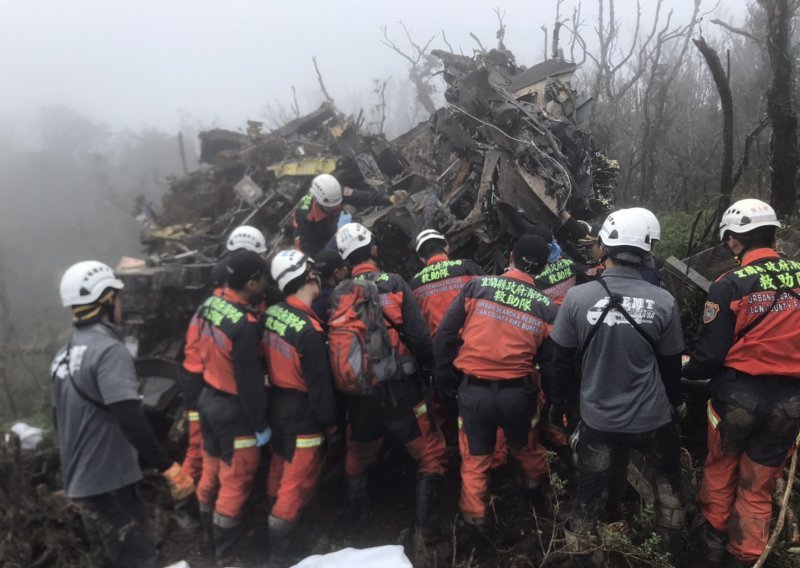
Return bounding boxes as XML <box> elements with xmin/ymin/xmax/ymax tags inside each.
<box><xmin>325</xmin><ymin>429</ymin><xmax>346</xmax><ymax>463</ymax></box>
<box><xmin>389</xmin><ymin>189</ymin><xmax>408</xmax><ymax>206</ymax></box>
<box><xmin>256</xmin><ymin>427</ymin><xmax>273</xmax><ymax>448</ymax></box>
<box><xmin>162</xmin><ymin>462</ymin><xmax>196</xmax><ymax>501</ymax></box>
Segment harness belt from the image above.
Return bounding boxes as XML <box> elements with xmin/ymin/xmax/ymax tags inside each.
<box><xmin>466</xmin><ymin>375</ymin><xmax>532</xmax><ymax>389</ymax></box>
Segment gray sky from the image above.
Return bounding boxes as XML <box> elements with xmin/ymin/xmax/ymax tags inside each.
<box><xmin>1</xmin><ymin>0</ymin><xmax>746</xmax><ymax>133</ymax></box>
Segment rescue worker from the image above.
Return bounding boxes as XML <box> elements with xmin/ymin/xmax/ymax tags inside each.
<box><xmin>549</xmin><ymin>209</ymin><xmax>686</xmax><ymax>564</ymax></box>
<box><xmin>181</xmin><ymin>224</ymin><xmax>271</xmax><ymax>483</ymax></box>
<box><xmin>263</xmin><ymin>249</ymin><xmax>341</xmax><ymax>563</ymax></box>
<box><xmin>629</xmin><ymin>207</ymin><xmax>664</xmax><ymax>287</ymax></box>
<box><xmin>529</xmin><ymin>223</ymin><xmax>579</xmax><ymax>305</ymax></box>
<box><xmin>310</xmin><ymin>248</ymin><xmax>348</xmax><ymax>325</ymax></box>
<box><xmin>212</xmin><ymin>224</ymin><xmax>269</xmax><ymax>286</ymax></box>
<box><xmin>579</xmin><ymin>223</ymin><xmax>604</xmax><ymax>272</ymax></box>
<box><xmin>434</xmin><ymin>234</ymin><xmax>557</xmax><ymax>536</ymax></box>
<box><xmin>409</xmin><ymin>229</ymin><xmax>497</xmax><ymax>451</ymax></box>
<box><xmin>334</xmin><ymin>222</ymin><xmax>448</xmax><ymax>541</ymax></box>
<box><xmin>192</xmin><ymin>251</ymin><xmax>271</xmax><ymax>563</ymax></box>
<box><xmin>409</xmin><ymin>229</ymin><xmax>483</xmax><ymax>337</ymax></box>
<box><xmin>51</xmin><ymin>261</ymin><xmax>195</xmax><ymax>568</ymax></box>
<box><xmin>292</xmin><ymin>173</ymin><xmax>396</xmax><ymax>256</ymax></box>
<box><xmin>683</xmin><ymin>198</ymin><xmax>800</xmax><ymax>567</ymax></box>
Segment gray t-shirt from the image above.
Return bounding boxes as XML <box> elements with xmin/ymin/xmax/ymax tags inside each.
<box><xmin>50</xmin><ymin>322</ymin><xmax>143</xmax><ymax>498</ymax></box>
<box><xmin>550</xmin><ymin>267</ymin><xmax>685</xmax><ymax>433</ymax></box>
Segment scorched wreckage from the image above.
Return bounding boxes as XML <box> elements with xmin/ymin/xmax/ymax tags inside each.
<box><xmin>117</xmin><ymin>48</ymin><xmax>618</xmax><ymax>407</ymax></box>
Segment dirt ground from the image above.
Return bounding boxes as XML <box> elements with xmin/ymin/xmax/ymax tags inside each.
<box><xmin>5</xmin><ymin>409</ymin><xmax>800</xmax><ymax>568</ymax></box>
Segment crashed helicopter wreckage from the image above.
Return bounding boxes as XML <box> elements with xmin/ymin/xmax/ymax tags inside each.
<box><xmin>116</xmin><ymin>48</ymin><xmax>618</xmax><ymax>417</ymax></box>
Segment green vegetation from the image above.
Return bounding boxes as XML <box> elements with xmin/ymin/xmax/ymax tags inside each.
<box><xmin>655</xmin><ymin>210</ymin><xmax>716</xmax><ymax>263</ymax></box>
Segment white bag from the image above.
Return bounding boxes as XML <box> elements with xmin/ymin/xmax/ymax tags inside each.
<box><xmin>292</xmin><ymin>545</ymin><xmax>412</xmax><ymax>568</ymax></box>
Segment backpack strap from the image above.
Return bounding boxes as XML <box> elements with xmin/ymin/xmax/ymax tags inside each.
<box><xmin>361</xmin><ymin>274</ymin><xmax>438</xmax><ymax>432</ymax></box>
<box><xmin>52</xmin><ymin>339</ymin><xmax>110</xmax><ymax>412</ymax></box>
<box><xmin>581</xmin><ymin>277</ymin><xmax>658</xmax><ymax>357</ymax></box>
<box><xmin>732</xmin><ymin>286</ymin><xmax>800</xmax><ymax>344</ymax></box>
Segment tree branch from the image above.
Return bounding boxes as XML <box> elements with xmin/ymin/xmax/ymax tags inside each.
<box><xmin>494</xmin><ymin>7</ymin><xmax>507</xmax><ymax>50</ymax></box>
<box><xmin>312</xmin><ymin>56</ymin><xmax>335</xmax><ymax>106</ymax></box>
<box><xmin>731</xmin><ymin>117</ymin><xmax>769</xmax><ymax>189</ymax></box>
<box><xmin>469</xmin><ymin>32</ymin><xmax>487</xmax><ymax>53</ymax></box>
<box><xmin>711</xmin><ymin>18</ymin><xmax>762</xmax><ymax>43</ymax></box>
<box><xmin>441</xmin><ymin>29</ymin><xmax>454</xmax><ymax>53</ymax></box>
<box><xmin>693</xmin><ymin>35</ymin><xmax>735</xmax><ymax>227</ymax></box>
<box><xmin>753</xmin><ymin>450</ymin><xmax>798</xmax><ymax>568</ymax></box>
<box><xmin>290</xmin><ymin>86</ymin><xmax>301</xmax><ymax>118</ymax></box>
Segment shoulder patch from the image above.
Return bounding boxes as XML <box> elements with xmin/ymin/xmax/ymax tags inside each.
<box><xmin>703</xmin><ymin>301</ymin><xmax>720</xmax><ymax>324</ymax></box>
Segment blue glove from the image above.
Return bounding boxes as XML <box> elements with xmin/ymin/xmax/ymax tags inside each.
<box><xmin>255</xmin><ymin>427</ymin><xmax>272</xmax><ymax>447</ymax></box>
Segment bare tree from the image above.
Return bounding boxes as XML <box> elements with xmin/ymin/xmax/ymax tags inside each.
<box><xmin>368</xmin><ymin>77</ymin><xmax>390</xmax><ymax>135</ymax></box>
<box><xmin>312</xmin><ymin>56</ymin><xmax>335</xmax><ymax>106</ymax></box>
<box><xmin>758</xmin><ymin>0</ymin><xmax>799</xmax><ymax>217</ymax></box>
<box><xmin>380</xmin><ymin>22</ymin><xmax>439</xmax><ymax>117</ymax></box>
<box><xmin>551</xmin><ymin>0</ymin><xmax>565</xmax><ymax>59</ymax></box>
<box><xmin>693</xmin><ymin>36</ymin><xmax>735</xmax><ymax>226</ymax></box>
<box><xmin>290</xmin><ymin>86</ymin><xmax>301</xmax><ymax>119</ymax></box>
<box><xmin>639</xmin><ymin>0</ymin><xmax>703</xmax><ymax>203</ymax></box>
<box><xmin>494</xmin><ymin>7</ymin><xmax>507</xmax><ymax>51</ymax></box>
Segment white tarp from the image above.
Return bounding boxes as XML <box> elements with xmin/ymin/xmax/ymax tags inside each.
<box><xmin>8</xmin><ymin>422</ymin><xmax>44</xmax><ymax>450</ymax></box>
<box><xmin>292</xmin><ymin>545</ymin><xmax>412</xmax><ymax>568</ymax></box>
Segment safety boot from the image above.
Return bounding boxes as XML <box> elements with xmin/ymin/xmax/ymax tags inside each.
<box><xmin>564</xmin><ymin>522</ymin><xmax>605</xmax><ymax>568</ymax></box>
<box><xmin>524</xmin><ymin>477</ymin><xmax>550</xmax><ymax>515</ymax></box>
<box><xmin>173</xmin><ymin>496</ymin><xmax>200</xmax><ymax>531</ymax></box>
<box><xmin>416</xmin><ymin>473</ymin><xmax>445</xmax><ymax>543</ymax></box>
<box><xmin>700</xmin><ymin>520</ymin><xmax>727</xmax><ymax>565</ymax></box>
<box><xmin>267</xmin><ymin>514</ymin><xmax>296</xmax><ymax>567</ymax></box>
<box><xmin>199</xmin><ymin>505</ymin><xmax>215</xmax><ymax>552</ymax></box>
<box><xmin>456</xmin><ymin>515</ymin><xmax>489</xmax><ymax>561</ymax></box>
<box><xmin>655</xmin><ymin>504</ymin><xmax>686</xmax><ymax>562</ymax></box>
<box><xmin>346</xmin><ymin>473</ymin><xmax>369</xmax><ymax>521</ymax></box>
<box><xmin>212</xmin><ymin>512</ymin><xmax>243</xmax><ymax>566</ymax></box>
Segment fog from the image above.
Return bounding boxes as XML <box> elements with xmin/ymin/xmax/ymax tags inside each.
<box><xmin>0</xmin><ymin>0</ymin><xmax>748</xmax><ymax>338</ymax></box>
<box><xmin>1</xmin><ymin>0</ymin><xmax>745</xmax><ymax>132</ymax></box>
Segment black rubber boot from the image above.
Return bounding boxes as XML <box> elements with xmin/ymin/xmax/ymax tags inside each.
<box><xmin>416</xmin><ymin>473</ymin><xmax>445</xmax><ymax>543</ymax></box>
<box><xmin>456</xmin><ymin>516</ymin><xmax>489</xmax><ymax>562</ymax></box>
<box><xmin>657</xmin><ymin>526</ymin><xmax>683</xmax><ymax>563</ymax></box>
<box><xmin>268</xmin><ymin>515</ymin><xmax>296</xmax><ymax>567</ymax></box>
<box><xmin>524</xmin><ymin>477</ymin><xmax>550</xmax><ymax>515</ymax></box>
<box><xmin>655</xmin><ymin>504</ymin><xmax>686</xmax><ymax>562</ymax></box>
<box><xmin>700</xmin><ymin>520</ymin><xmax>728</xmax><ymax>565</ymax></box>
<box><xmin>212</xmin><ymin>513</ymin><xmax>243</xmax><ymax>566</ymax></box>
<box><xmin>199</xmin><ymin>507</ymin><xmax>215</xmax><ymax>552</ymax></box>
<box><xmin>346</xmin><ymin>473</ymin><xmax>369</xmax><ymax>521</ymax></box>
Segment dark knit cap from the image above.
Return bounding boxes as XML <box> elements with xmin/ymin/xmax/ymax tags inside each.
<box><xmin>226</xmin><ymin>250</ymin><xmax>268</xmax><ymax>289</ymax></box>
<box><xmin>512</xmin><ymin>234</ymin><xmax>550</xmax><ymax>274</ymax></box>
<box><xmin>314</xmin><ymin>249</ymin><xmax>345</xmax><ymax>279</ymax></box>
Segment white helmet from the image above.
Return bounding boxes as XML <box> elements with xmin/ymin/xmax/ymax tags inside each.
<box><xmin>718</xmin><ymin>198</ymin><xmax>781</xmax><ymax>241</ymax></box>
<box><xmin>629</xmin><ymin>207</ymin><xmax>661</xmax><ymax>242</ymax></box>
<box><xmin>270</xmin><ymin>249</ymin><xmax>314</xmax><ymax>292</ymax></box>
<box><xmin>227</xmin><ymin>225</ymin><xmax>267</xmax><ymax>254</ymax></box>
<box><xmin>599</xmin><ymin>209</ymin><xmax>651</xmax><ymax>263</ymax></box>
<box><xmin>310</xmin><ymin>174</ymin><xmax>343</xmax><ymax>207</ymax></box>
<box><xmin>336</xmin><ymin>222</ymin><xmax>373</xmax><ymax>260</ymax></box>
<box><xmin>59</xmin><ymin>261</ymin><xmax>124</xmax><ymax>307</ymax></box>
<box><xmin>415</xmin><ymin>229</ymin><xmax>447</xmax><ymax>254</ymax></box>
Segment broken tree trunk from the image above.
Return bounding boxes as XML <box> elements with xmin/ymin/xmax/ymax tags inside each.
<box><xmin>759</xmin><ymin>0</ymin><xmax>799</xmax><ymax>218</ymax></box>
<box><xmin>692</xmin><ymin>36</ymin><xmax>734</xmax><ymax>229</ymax></box>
